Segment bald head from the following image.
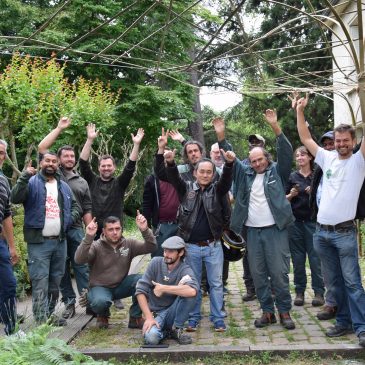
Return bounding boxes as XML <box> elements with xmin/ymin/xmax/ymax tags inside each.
<box><xmin>249</xmin><ymin>147</ymin><xmax>270</xmax><ymax>173</ymax></box>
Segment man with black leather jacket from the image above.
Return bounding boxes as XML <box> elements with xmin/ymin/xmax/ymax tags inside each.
<box><xmin>156</xmin><ymin>129</ymin><xmax>235</xmax><ymax>333</ymax></box>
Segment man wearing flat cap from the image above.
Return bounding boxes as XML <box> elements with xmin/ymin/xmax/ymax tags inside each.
<box><xmin>136</xmin><ymin>236</ymin><xmax>198</xmax><ymax>345</ymax></box>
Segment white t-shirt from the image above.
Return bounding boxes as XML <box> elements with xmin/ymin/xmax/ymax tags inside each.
<box><xmin>42</xmin><ymin>179</ymin><xmax>61</xmax><ymax>237</ymax></box>
<box><xmin>315</xmin><ymin>148</ymin><xmax>365</xmax><ymax>225</ymax></box>
<box><xmin>245</xmin><ymin>173</ymin><xmax>275</xmax><ymax>227</ymax></box>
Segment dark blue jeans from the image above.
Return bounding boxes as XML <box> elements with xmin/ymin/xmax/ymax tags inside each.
<box><xmin>247</xmin><ymin>225</ymin><xmax>292</xmax><ymax>313</ymax></box>
<box><xmin>152</xmin><ymin>222</ymin><xmax>178</xmax><ymax>258</ymax></box>
<box><xmin>60</xmin><ymin>227</ymin><xmax>89</xmax><ymax>305</ymax></box>
<box><xmin>144</xmin><ymin>296</ymin><xmax>196</xmax><ymax>345</ymax></box>
<box><xmin>314</xmin><ymin>225</ymin><xmax>365</xmax><ymax>335</ymax></box>
<box><xmin>0</xmin><ymin>238</ymin><xmax>16</xmax><ymax>334</ymax></box>
<box><xmin>88</xmin><ymin>274</ymin><xmax>142</xmax><ymax>318</ymax></box>
<box><xmin>27</xmin><ymin>239</ymin><xmax>67</xmax><ymax>322</ymax></box>
<box><xmin>288</xmin><ymin>220</ymin><xmax>324</xmax><ymax>295</ymax></box>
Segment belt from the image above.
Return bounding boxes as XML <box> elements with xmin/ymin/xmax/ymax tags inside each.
<box><xmin>192</xmin><ymin>238</ymin><xmax>215</xmax><ymax>247</ymax></box>
<box><xmin>43</xmin><ymin>235</ymin><xmax>60</xmax><ymax>240</ymax></box>
<box><xmin>316</xmin><ymin>220</ymin><xmax>355</xmax><ymax>232</ymax></box>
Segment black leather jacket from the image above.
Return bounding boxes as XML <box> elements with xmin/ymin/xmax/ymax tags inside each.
<box><xmin>165</xmin><ymin>159</ymin><xmax>233</xmax><ymax>241</ymax></box>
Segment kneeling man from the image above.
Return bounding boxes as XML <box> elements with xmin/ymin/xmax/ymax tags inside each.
<box><xmin>75</xmin><ymin>211</ymin><xmax>156</xmax><ymax>329</ymax></box>
<box><xmin>136</xmin><ymin>236</ymin><xmax>198</xmax><ymax>345</ymax></box>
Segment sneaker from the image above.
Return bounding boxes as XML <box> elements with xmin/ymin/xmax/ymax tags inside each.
<box><xmin>113</xmin><ymin>299</ymin><xmax>125</xmax><ymax>310</ymax></box>
<box><xmin>294</xmin><ymin>292</ymin><xmax>304</xmax><ymax>306</ymax></box>
<box><xmin>170</xmin><ymin>327</ymin><xmax>192</xmax><ymax>345</ymax></box>
<box><xmin>62</xmin><ymin>303</ymin><xmax>76</xmax><ymax>319</ymax></box>
<box><xmin>317</xmin><ymin>305</ymin><xmax>337</xmax><ymax>320</ymax></box>
<box><xmin>223</xmin><ymin>287</ymin><xmax>229</xmax><ymax>295</ymax></box>
<box><xmin>358</xmin><ymin>332</ymin><xmax>365</xmax><ymax>347</ymax></box>
<box><xmin>279</xmin><ymin>312</ymin><xmax>295</xmax><ymax>330</ymax></box>
<box><xmin>312</xmin><ymin>293</ymin><xmax>325</xmax><ymax>307</ymax></box>
<box><xmin>254</xmin><ymin>312</ymin><xmax>277</xmax><ymax>328</ymax></box>
<box><xmin>214</xmin><ymin>320</ymin><xmax>226</xmax><ymax>332</ymax></box>
<box><xmin>326</xmin><ymin>325</ymin><xmax>353</xmax><ymax>337</ymax></box>
<box><xmin>185</xmin><ymin>320</ymin><xmax>199</xmax><ymax>332</ymax></box>
<box><xmin>128</xmin><ymin>316</ymin><xmax>145</xmax><ymax>329</ymax></box>
<box><xmin>48</xmin><ymin>314</ymin><xmax>67</xmax><ymax>327</ymax></box>
<box><xmin>96</xmin><ymin>316</ymin><xmax>109</xmax><ymax>329</ymax></box>
<box><xmin>242</xmin><ymin>291</ymin><xmax>256</xmax><ymax>302</ymax></box>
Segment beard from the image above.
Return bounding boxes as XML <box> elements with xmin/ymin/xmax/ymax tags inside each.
<box><xmin>42</xmin><ymin>167</ymin><xmax>57</xmax><ymax>177</ymax></box>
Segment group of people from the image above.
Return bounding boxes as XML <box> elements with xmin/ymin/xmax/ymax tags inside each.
<box><xmin>1</xmin><ymin>92</ymin><xmax>365</xmax><ymax>348</ymax></box>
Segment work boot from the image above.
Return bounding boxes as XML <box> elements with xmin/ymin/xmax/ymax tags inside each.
<box><xmin>358</xmin><ymin>332</ymin><xmax>365</xmax><ymax>347</ymax></box>
<box><xmin>169</xmin><ymin>327</ymin><xmax>192</xmax><ymax>345</ymax></box>
<box><xmin>316</xmin><ymin>305</ymin><xmax>337</xmax><ymax>320</ymax></box>
<box><xmin>254</xmin><ymin>312</ymin><xmax>277</xmax><ymax>328</ymax></box>
<box><xmin>326</xmin><ymin>325</ymin><xmax>353</xmax><ymax>337</ymax></box>
<box><xmin>96</xmin><ymin>316</ymin><xmax>109</xmax><ymax>329</ymax></box>
<box><xmin>312</xmin><ymin>293</ymin><xmax>325</xmax><ymax>307</ymax></box>
<box><xmin>294</xmin><ymin>292</ymin><xmax>304</xmax><ymax>306</ymax></box>
<box><xmin>279</xmin><ymin>312</ymin><xmax>295</xmax><ymax>330</ymax></box>
<box><xmin>242</xmin><ymin>290</ymin><xmax>256</xmax><ymax>302</ymax></box>
<box><xmin>62</xmin><ymin>303</ymin><xmax>76</xmax><ymax>319</ymax></box>
<box><xmin>128</xmin><ymin>316</ymin><xmax>145</xmax><ymax>329</ymax></box>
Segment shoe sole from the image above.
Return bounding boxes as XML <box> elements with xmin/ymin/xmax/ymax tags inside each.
<box><xmin>214</xmin><ymin>328</ymin><xmax>226</xmax><ymax>332</ymax></box>
<box><xmin>185</xmin><ymin>327</ymin><xmax>198</xmax><ymax>332</ymax></box>
<box><xmin>294</xmin><ymin>301</ymin><xmax>304</xmax><ymax>306</ymax></box>
<box><xmin>317</xmin><ymin>314</ymin><xmax>336</xmax><ymax>321</ymax></box>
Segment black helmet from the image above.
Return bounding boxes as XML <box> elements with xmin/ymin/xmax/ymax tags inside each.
<box><xmin>221</xmin><ymin>229</ymin><xmax>246</xmax><ymax>262</ymax></box>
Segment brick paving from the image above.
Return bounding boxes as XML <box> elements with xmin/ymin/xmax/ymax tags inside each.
<box><xmin>72</xmin><ymin>258</ymin><xmax>361</xmax><ymax>351</ymax></box>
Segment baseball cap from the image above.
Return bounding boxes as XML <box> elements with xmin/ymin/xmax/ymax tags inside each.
<box><xmin>161</xmin><ymin>236</ymin><xmax>185</xmax><ymax>250</ymax></box>
<box><xmin>320</xmin><ymin>131</ymin><xmax>334</xmax><ymax>144</ymax></box>
<box><xmin>248</xmin><ymin>134</ymin><xmax>265</xmax><ymax>145</ymax></box>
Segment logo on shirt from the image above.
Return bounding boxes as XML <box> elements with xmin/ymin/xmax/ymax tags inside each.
<box><xmin>119</xmin><ymin>247</ymin><xmax>129</xmax><ymax>256</ymax></box>
<box><xmin>163</xmin><ymin>275</ymin><xmax>169</xmax><ymax>282</ymax></box>
<box><xmin>187</xmin><ymin>191</ymin><xmax>196</xmax><ymax>200</ymax></box>
<box><xmin>326</xmin><ymin>169</ymin><xmax>332</xmax><ymax>179</ymax></box>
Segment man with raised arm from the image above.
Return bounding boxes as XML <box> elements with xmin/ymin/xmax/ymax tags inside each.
<box><xmin>11</xmin><ymin>153</ymin><xmax>79</xmax><ymax>326</ymax></box>
<box><xmin>38</xmin><ymin>117</ymin><xmax>92</xmax><ymax>319</ymax></box>
<box><xmin>296</xmin><ymin>94</ymin><xmax>365</xmax><ymax>347</ymax></box>
<box><xmin>79</xmin><ymin>123</ymin><xmax>144</xmax><ymax>311</ymax></box>
<box><xmin>136</xmin><ymin>236</ymin><xmax>198</xmax><ymax>345</ymax></box>
<box><xmin>79</xmin><ymin>123</ymin><xmax>144</xmax><ymax>239</ymax></box>
<box><xmin>218</xmin><ymin>110</ymin><xmax>295</xmax><ymax>330</ymax></box>
<box><xmin>158</xmin><ymin>130</ymin><xmax>235</xmax><ymax>332</ymax></box>
<box><xmin>75</xmin><ymin>212</ymin><xmax>156</xmax><ymax>329</ymax></box>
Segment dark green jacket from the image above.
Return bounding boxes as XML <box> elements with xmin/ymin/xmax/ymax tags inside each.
<box><xmin>219</xmin><ymin>133</ymin><xmax>294</xmax><ymax>233</ymax></box>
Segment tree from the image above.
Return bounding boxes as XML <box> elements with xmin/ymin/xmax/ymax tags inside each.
<box><xmin>0</xmin><ymin>54</ymin><xmax>119</xmax><ymax>182</ymax></box>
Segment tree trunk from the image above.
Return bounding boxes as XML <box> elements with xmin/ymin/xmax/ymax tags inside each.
<box><xmin>188</xmin><ymin>48</ymin><xmax>206</xmax><ymax>154</ymax></box>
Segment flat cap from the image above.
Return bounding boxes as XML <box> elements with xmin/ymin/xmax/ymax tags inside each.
<box><xmin>320</xmin><ymin>131</ymin><xmax>334</xmax><ymax>143</ymax></box>
<box><xmin>161</xmin><ymin>236</ymin><xmax>185</xmax><ymax>250</ymax></box>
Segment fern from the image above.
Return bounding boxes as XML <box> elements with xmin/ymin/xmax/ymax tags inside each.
<box><xmin>0</xmin><ymin>324</ymin><xmax>111</xmax><ymax>364</ymax></box>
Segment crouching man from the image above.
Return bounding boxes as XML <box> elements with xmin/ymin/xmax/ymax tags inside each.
<box><xmin>135</xmin><ymin>236</ymin><xmax>198</xmax><ymax>345</ymax></box>
<box><xmin>75</xmin><ymin>211</ymin><xmax>156</xmax><ymax>329</ymax></box>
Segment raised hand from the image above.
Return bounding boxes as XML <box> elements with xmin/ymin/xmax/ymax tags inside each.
<box><xmin>136</xmin><ymin>210</ymin><xmax>148</xmax><ymax>231</ymax></box>
<box><xmin>25</xmin><ymin>160</ymin><xmax>37</xmax><ymax>176</ymax></box>
<box><xmin>86</xmin><ymin>217</ymin><xmax>98</xmax><ymax>236</ymax></box>
<box><xmin>86</xmin><ymin>123</ymin><xmax>99</xmax><ymax>140</ymax></box>
<box><xmin>288</xmin><ymin>91</ymin><xmax>300</xmax><ymax>110</ymax></box>
<box><xmin>163</xmin><ymin>149</ymin><xmax>176</xmax><ymax>163</ymax></box>
<box><xmin>158</xmin><ymin>128</ymin><xmax>169</xmax><ymax>150</ymax></box>
<box><xmin>221</xmin><ymin>149</ymin><xmax>236</xmax><ymax>163</ymax></box>
<box><xmin>169</xmin><ymin>130</ymin><xmax>184</xmax><ymax>143</ymax></box>
<box><xmin>131</xmin><ymin>128</ymin><xmax>145</xmax><ymax>145</ymax></box>
<box><xmin>212</xmin><ymin>117</ymin><xmax>225</xmax><ymax>134</ymax></box>
<box><xmin>296</xmin><ymin>93</ymin><xmax>309</xmax><ymax>112</ymax></box>
<box><xmin>57</xmin><ymin>116</ymin><xmax>71</xmax><ymax>130</ymax></box>
<box><xmin>263</xmin><ymin>109</ymin><xmax>278</xmax><ymax>126</ymax></box>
